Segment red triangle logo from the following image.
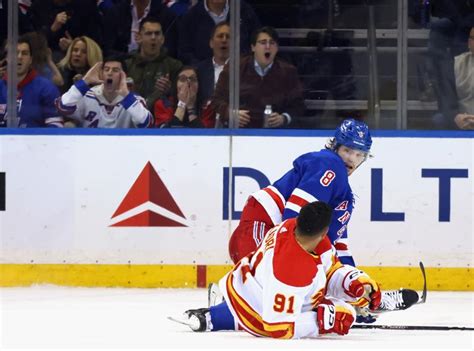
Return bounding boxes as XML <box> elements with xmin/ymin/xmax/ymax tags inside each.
<box><xmin>110</xmin><ymin>162</ymin><xmax>187</xmax><ymax>227</ymax></box>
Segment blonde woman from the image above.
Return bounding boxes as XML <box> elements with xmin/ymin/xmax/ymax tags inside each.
<box><xmin>57</xmin><ymin>36</ymin><xmax>103</xmax><ymax>93</ymax></box>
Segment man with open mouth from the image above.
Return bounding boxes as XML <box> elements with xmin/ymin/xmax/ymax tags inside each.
<box><xmin>0</xmin><ymin>34</ymin><xmax>62</xmax><ymax>128</ymax></box>
<box><xmin>56</xmin><ymin>55</ymin><xmax>153</xmax><ymax>128</ymax></box>
<box><xmin>211</xmin><ymin>26</ymin><xmax>304</xmax><ymax>128</ymax></box>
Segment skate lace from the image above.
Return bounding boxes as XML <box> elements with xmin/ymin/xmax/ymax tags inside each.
<box><xmin>381</xmin><ymin>290</ymin><xmax>404</xmax><ymax>310</ymax></box>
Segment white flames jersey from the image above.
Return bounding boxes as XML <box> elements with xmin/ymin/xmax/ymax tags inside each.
<box><xmin>219</xmin><ymin>218</ymin><xmax>359</xmax><ymax>339</ymax></box>
<box><xmin>57</xmin><ymin>80</ymin><xmax>153</xmax><ymax>128</ymax></box>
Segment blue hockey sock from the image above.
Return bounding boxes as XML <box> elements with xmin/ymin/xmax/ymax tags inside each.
<box><xmin>209</xmin><ymin>301</ymin><xmax>235</xmax><ymax>331</ymax></box>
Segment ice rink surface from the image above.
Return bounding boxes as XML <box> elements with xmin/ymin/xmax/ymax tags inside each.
<box><xmin>1</xmin><ymin>286</ymin><xmax>472</xmax><ymax>351</ymax></box>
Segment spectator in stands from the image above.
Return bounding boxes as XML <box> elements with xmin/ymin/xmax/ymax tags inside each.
<box><xmin>0</xmin><ymin>0</ymin><xmax>34</xmax><ymax>46</ymax></box>
<box><xmin>22</xmin><ymin>31</ymin><xmax>64</xmax><ymax>87</ymax></box>
<box><xmin>211</xmin><ymin>26</ymin><xmax>304</xmax><ymax>128</ymax></box>
<box><xmin>163</xmin><ymin>0</ymin><xmax>198</xmax><ymax>17</ymax></box>
<box><xmin>178</xmin><ymin>0</ymin><xmax>260</xmax><ymax>65</ymax></box>
<box><xmin>0</xmin><ymin>34</ymin><xmax>63</xmax><ymax>127</ymax></box>
<box><xmin>453</xmin><ymin>26</ymin><xmax>474</xmax><ymax>129</ymax></box>
<box><xmin>195</xmin><ymin>21</ymin><xmax>230</xmax><ymax>104</ymax></box>
<box><xmin>154</xmin><ymin>66</ymin><xmax>215</xmax><ymax>127</ymax></box>
<box><xmin>29</xmin><ymin>0</ymin><xmax>103</xmax><ymax>56</ymax></box>
<box><xmin>57</xmin><ymin>36</ymin><xmax>103</xmax><ymax>93</ymax></box>
<box><xmin>424</xmin><ymin>0</ymin><xmax>474</xmax><ymax>128</ymax></box>
<box><xmin>126</xmin><ymin>16</ymin><xmax>183</xmax><ymax>111</ymax></box>
<box><xmin>102</xmin><ymin>0</ymin><xmax>179</xmax><ymax>58</ymax></box>
<box><xmin>56</xmin><ymin>55</ymin><xmax>153</xmax><ymax>128</ymax></box>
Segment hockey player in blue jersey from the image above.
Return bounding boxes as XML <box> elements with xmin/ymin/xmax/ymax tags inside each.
<box><xmin>229</xmin><ymin>119</ymin><xmax>367</xmax><ymax>267</ymax></box>
<box><xmin>175</xmin><ymin>119</ymin><xmax>420</xmax><ymax>332</ymax></box>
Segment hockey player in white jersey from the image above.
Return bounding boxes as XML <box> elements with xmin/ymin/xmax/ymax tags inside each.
<box><xmin>172</xmin><ymin>202</ymin><xmax>382</xmax><ymax>338</ymax></box>
<box><xmin>57</xmin><ymin>56</ymin><xmax>153</xmax><ymax>128</ymax></box>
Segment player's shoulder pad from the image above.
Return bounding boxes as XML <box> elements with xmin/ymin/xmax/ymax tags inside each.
<box><xmin>272</xmin><ymin>219</ymin><xmax>320</xmax><ymax>287</ymax></box>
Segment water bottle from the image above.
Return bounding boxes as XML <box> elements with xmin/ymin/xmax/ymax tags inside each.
<box><xmin>263</xmin><ymin>105</ymin><xmax>272</xmax><ymax>128</ymax></box>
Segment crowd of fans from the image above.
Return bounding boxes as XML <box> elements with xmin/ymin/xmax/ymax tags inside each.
<box><xmin>0</xmin><ymin>0</ymin><xmax>473</xmax><ymax>130</ymax></box>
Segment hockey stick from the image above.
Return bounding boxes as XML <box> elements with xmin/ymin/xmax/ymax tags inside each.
<box><xmin>356</xmin><ymin>261</ymin><xmax>428</xmax><ymax>323</ymax></box>
<box><xmin>417</xmin><ymin>261</ymin><xmax>427</xmax><ymax>305</ymax></box>
<box><xmin>352</xmin><ymin>324</ymin><xmax>474</xmax><ymax>331</ymax></box>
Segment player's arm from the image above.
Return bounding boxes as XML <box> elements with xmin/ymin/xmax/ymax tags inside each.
<box><xmin>331</xmin><ymin>226</ymin><xmax>355</xmax><ymax>266</ymax></box>
<box><xmin>325</xmin><ymin>190</ymin><xmax>355</xmax><ymax>266</ymax></box>
<box><xmin>326</xmin><ymin>264</ymin><xmax>381</xmax><ymax>311</ymax></box>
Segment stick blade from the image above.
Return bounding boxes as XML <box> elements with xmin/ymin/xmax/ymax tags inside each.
<box><xmin>418</xmin><ymin>261</ymin><xmax>427</xmax><ymax>304</ymax></box>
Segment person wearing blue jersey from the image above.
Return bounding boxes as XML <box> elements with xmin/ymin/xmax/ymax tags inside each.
<box><xmin>229</xmin><ymin>119</ymin><xmax>368</xmax><ymax>267</ymax></box>
<box><xmin>228</xmin><ymin>119</ymin><xmax>418</xmax><ymax>312</ymax></box>
<box><xmin>0</xmin><ymin>34</ymin><xmax>63</xmax><ymax>127</ymax></box>
<box><xmin>175</xmin><ymin>119</ymin><xmax>420</xmax><ymax>333</ymax></box>
<box><xmin>172</xmin><ymin>201</ymin><xmax>382</xmax><ymax>337</ymax></box>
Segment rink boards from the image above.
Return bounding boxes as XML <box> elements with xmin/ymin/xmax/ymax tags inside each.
<box><xmin>0</xmin><ymin>130</ymin><xmax>472</xmax><ymax>289</ymax></box>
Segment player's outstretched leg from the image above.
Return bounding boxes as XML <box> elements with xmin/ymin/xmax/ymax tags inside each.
<box><xmin>377</xmin><ymin>288</ymin><xmax>419</xmax><ymax>312</ymax></box>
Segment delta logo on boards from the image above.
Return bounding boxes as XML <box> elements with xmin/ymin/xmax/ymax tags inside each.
<box><xmin>110</xmin><ymin>162</ymin><xmax>187</xmax><ymax>227</ymax></box>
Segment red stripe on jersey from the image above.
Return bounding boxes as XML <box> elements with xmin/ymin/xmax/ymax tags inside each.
<box><xmin>287</xmin><ymin>194</ymin><xmax>308</xmax><ymax>208</ymax></box>
<box><xmin>226</xmin><ymin>273</ymin><xmax>295</xmax><ymax>339</ymax></box>
<box><xmin>241</xmin><ymin>251</ymin><xmax>263</xmax><ymax>284</ymax></box>
<box><xmin>334</xmin><ymin>242</ymin><xmax>348</xmax><ymax>250</ymax></box>
<box><xmin>263</xmin><ymin>187</ymin><xmax>285</xmax><ymax>213</ymax></box>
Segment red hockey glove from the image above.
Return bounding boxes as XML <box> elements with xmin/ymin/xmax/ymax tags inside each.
<box><xmin>316</xmin><ymin>299</ymin><xmax>355</xmax><ymax>336</ymax></box>
<box><xmin>345</xmin><ymin>269</ymin><xmax>382</xmax><ymax>311</ymax></box>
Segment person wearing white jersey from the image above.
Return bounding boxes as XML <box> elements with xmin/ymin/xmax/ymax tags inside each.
<box><xmin>204</xmin><ymin>120</ymin><xmax>420</xmax><ymax>327</ymax></box>
<box><xmin>56</xmin><ymin>55</ymin><xmax>153</xmax><ymax>128</ymax></box>
<box><xmin>172</xmin><ymin>201</ymin><xmax>382</xmax><ymax>338</ymax></box>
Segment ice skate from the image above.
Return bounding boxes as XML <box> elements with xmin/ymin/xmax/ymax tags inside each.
<box><xmin>168</xmin><ymin>308</ymin><xmax>212</xmax><ymax>332</ymax></box>
<box><xmin>377</xmin><ymin>289</ymin><xmax>419</xmax><ymax>312</ymax></box>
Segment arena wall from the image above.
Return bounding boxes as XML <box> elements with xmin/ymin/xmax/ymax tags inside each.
<box><xmin>0</xmin><ymin>130</ymin><xmax>472</xmax><ymax>290</ymax></box>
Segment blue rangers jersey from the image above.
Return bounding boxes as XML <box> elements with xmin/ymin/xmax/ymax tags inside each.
<box><xmin>251</xmin><ymin>149</ymin><xmax>355</xmax><ymax>266</ymax></box>
<box><xmin>0</xmin><ymin>70</ymin><xmax>63</xmax><ymax>127</ymax></box>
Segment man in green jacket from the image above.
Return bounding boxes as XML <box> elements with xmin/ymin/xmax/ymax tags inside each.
<box><xmin>126</xmin><ymin>15</ymin><xmax>183</xmax><ymax>111</ymax></box>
